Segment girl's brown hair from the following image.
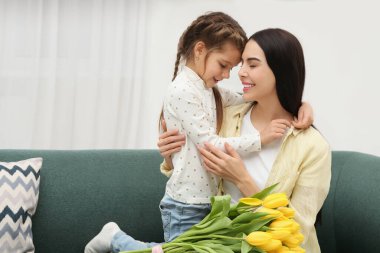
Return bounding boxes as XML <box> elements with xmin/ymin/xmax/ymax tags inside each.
<box><xmin>160</xmin><ymin>12</ymin><xmax>247</xmax><ymax>133</ymax></box>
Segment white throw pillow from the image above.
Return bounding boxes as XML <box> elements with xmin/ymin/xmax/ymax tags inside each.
<box><xmin>0</xmin><ymin>157</ymin><xmax>42</xmax><ymax>253</ymax></box>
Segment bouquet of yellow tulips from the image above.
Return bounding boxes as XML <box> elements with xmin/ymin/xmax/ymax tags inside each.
<box><xmin>124</xmin><ymin>184</ymin><xmax>305</xmax><ymax>253</ymax></box>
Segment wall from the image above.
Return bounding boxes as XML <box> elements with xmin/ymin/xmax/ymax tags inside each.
<box><xmin>141</xmin><ymin>0</ymin><xmax>380</xmax><ymax>156</ymax></box>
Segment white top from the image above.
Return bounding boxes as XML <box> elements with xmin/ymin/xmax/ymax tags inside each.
<box><xmin>163</xmin><ymin>66</ymin><xmax>261</xmax><ymax>204</ymax></box>
<box><xmin>224</xmin><ymin>107</ymin><xmax>283</xmax><ymax>203</ymax></box>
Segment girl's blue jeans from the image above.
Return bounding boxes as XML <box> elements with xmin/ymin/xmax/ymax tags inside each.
<box><xmin>110</xmin><ymin>194</ymin><xmax>211</xmax><ymax>252</ymax></box>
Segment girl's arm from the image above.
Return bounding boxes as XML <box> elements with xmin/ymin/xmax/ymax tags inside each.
<box><xmin>165</xmin><ymin>88</ymin><xmax>261</xmax><ymax>155</ymax></box>
<box><xmin>218</xmin><ymin>86</ymin><xmax>314</xmax><ymax>129</ymax></box>
<box><xmin>157</xmin><ymin>98</ymin><xmax>314</xmax><ymax>176</ymax></box>
<box><xmin>218</xmin><ymin>86</ymin><xmax>244</xmax><ymax>107</ymax></box>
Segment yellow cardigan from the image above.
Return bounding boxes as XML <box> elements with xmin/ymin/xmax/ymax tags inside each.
<box><xmin>161</xmin><ymin>102</ymin><xmax>331</xmax><ymax>253</ymax></box>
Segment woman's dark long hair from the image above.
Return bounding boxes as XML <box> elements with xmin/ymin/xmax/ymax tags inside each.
<box><xmin>250</xmin><ymin>28</ymin><xmax>305</xmax><ymax>118</ymax></box>
<box><xmin>250</xmin><ymin>29</ymin><xmax>322</xmax><ymax>225</ymax></box>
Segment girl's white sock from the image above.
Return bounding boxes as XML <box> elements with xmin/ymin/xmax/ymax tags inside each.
<box><xmin>84</xmin><ymin>222</ymin><xmax>121</xmax><ymax>253</ymax></box>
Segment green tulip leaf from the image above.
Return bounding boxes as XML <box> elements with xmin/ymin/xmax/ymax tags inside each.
<box><xmin>230</xmin><ymin>212</ymin><xmax>267</xmax><ymax>225</ymax></box>
<box><xmin>195</xmin><ymin>241</ymin><xmax>235</xmax><ymax>253</ymax></box>
<box><xmin>177</xmin><ymin>217</ymin><xmax>232</xmax><ymax>240</ymax></box>
<box><xmin>224</xmin><ymin>217</ymin><xmax>273</xmax><ymax>236</ymax></box>
<box><xmin>251</xmin><ymin>246</ymin><xmax>266</xmax><ymax>253</ymax></box>
<box><xmin>191</xmin><ymin>244</ymin><xmax>218</xmax><ymax>253</ymax></box>
<box><xmin>189</xmin><ymin>195</ymin><xmax>231</xmax><ymax>230</ymax></box>
<box><xmin>229</xmin><ymin>242</ymin><xmax>243</xmax><ymax>251</ymax></box>
<box><xmin>241</xmin><ymin>240</ymin><xmax>253</xmax><ymax>253</ymax></box>
<box><xmin>208</xmin><ymin>195</ymin><xmax>231</xmax><ymax>219</ymax></box>
<box><xmin>250</xmin><ymin>183</ymin><xmax>278</xmax><ymax>200</ymax></box>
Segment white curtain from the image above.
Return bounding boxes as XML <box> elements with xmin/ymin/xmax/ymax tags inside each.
<box><xmin>0</xmin><ymin>0</ymin><xmax>147</xmax><ymax>149</ymax></box>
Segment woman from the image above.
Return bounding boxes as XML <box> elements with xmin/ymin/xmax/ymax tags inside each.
<box><xmin>158</xmin><ymin>28</ymin><xmax>331</xmax><ymax>252</ymax></box>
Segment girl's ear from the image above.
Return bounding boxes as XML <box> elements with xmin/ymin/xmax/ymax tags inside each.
<box><xmin>193</xmin><ymin>41</ymin><xmax>207</xmax><ymax>58</ymax></box>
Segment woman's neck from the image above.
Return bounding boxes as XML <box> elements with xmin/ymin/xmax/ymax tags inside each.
<box><xmin>250</xmin><ymin>97</ymin><xmax>293</xmax><ymax>131</ymax></box>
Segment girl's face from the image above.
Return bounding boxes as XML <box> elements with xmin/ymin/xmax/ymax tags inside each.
<box><xmin>196</xmin><ymin>42</ymin><xmax>241</xmax><ymax>88</ymax></box>
<box><xmin>238</xmin><ymin>40</ymin><xmax>276</xmax><ymax>102</ymax></box>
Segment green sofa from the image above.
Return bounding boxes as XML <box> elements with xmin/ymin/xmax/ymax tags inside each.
<box><xmin>0</xmin><ymin>150</ymin><xmax>379</xmax><ymax>253</ymax></box>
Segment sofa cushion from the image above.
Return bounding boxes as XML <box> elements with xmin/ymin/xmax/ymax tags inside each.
<box><xmin>0</xmin><ymin>149</ymin><xmax>167</xmax><ymax>253</ymax></box>
<box><xmin>316</xmin><ymin>151</ymin><xmax>380</xmax><ymax>253</ymax></box>
<box><xmin>0</xmin><ymin>158</ymin><xmax>42</xmax><ymax>253</ymax></box>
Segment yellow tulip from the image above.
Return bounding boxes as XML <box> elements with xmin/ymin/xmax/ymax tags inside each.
<box><xmin>270</xmin><ymin>246</ymin><xmax>293</xmax><ymax>253</ymax></box>
<box><xmin>277</xmin><ymin>207</ymin><xmax>295</xmax><ymax>218</ymax></box>
<box><xmin>260</xmin><ymin>239</ymin><xmax>282</xmax><ymax>251</ymax></box>
<box><xmin>289</xmin><ymin>220</ymin><xmax>301</xmax><ymax>233</ymax></box>
<box><xmin>269</xmin><ymin>229</ymin><xmax>292</xmax><ymax>240</ymax></box>
<box><xmin>239</xmin><ymin>197</ymin><xmax>263</xmax><ymax>206</ymax></box>
<box><xmin>245</xmin><ymin>231</ymin><xmax>272</xmax><ymax>246</ymax></box>
<box><xmin>289</xmin><ymin>246</ymin><xmax>306</xmax><ymax>253</ymax></box>
<box><xmin>283</xmin><ymin>236</ymin><xmax>301</xmax><ymax>248</ymax></box>
<box><xmin>271</xmin><ymin>219</ymin><xmax>301</xmax><ymax>233</ymax></box>
<box><xmin>292</xmin><ymin>232</ymin><xmax>304</xmax><ymax>243</ymax></box>
<box><xmin>269</xmin><ymin>220</ymin><xmax>294</xmax><ymax>231</ymax></box>
<box><xmin>263</xmin><ymin>193</ymin><xmax>289</xmax><ymax>209</ymax></box>
<box><xmin>257</xmin><ymin>207</ymin><xmax>283</xmax><ymax>219</ymax></box>
<box><xmin>274</xmin><ymin>215</ymin><xmax>290</xmax><ymax>221</ymax></box>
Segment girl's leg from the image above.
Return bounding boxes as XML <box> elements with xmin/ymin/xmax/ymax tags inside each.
<box><xmin>160</xmin><ymin>195</ymin><xmax>211</xmax><ymax>242</ymax></box>
<box><xmin>84</xmin><ymin>222</ymin><xmax>121</xmax><ymax>253</ymax></box>
<box><xmin>85</xmin><ymin>222</ymin><xmax>160</xmax><ymax>253</ymax></box>
<box><xmin>111</xmin><ymin>231</ymin><xmax>160</xmax><ymax>253</ymax></box>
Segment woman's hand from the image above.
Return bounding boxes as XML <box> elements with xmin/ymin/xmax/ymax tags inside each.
<box><xmin>198</xmin><ymin>142</ymin><xmax>260</xmax><ymax>196</ymax></box>
<box><xmin>293</xmin><ymin>101</ymin><xmax>314</xmax><ymax>129</ymax></box>
<box><xmin>157</xmin><ymin>119</ymin><xmax>186</xmax><ymax>169</ymax></box>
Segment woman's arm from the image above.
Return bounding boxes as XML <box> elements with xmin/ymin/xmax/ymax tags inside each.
<box><xmin>288</xmin><ymin>141</ymin><xmax>331</xmax><ymax>245</ymax></box>
<box><xmin>198</xmin><ymin>142</ymin><xmax>260</xmax><ymax>196</ymax></box>
<box><xmin>157</xmin><ymin>119</ymin><xmax>185</xmax><ymax>175</ymax></box>
<box><xmin>198</xmin><ymin>137</ymin><xmax>331</xmax><ymax>248</ymax></box>
<box><xmin>158</xmin><ymin>119</ymin><xmax>185</xmax><ymax>169</ymax></box>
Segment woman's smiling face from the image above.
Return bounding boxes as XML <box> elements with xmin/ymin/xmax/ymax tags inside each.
<box><xmin>238</xmin><ymin>40</ymin><xmax>277</xmax><ymax>103</ymax></box>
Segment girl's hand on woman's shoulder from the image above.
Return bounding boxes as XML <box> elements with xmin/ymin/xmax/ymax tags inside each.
<box><xmin>260</xmin><ymin>119</ymin><xmax>291</xmax><ymax>145</ymax></box>
<box><xmin>293</xmin><ymin>101</ymin><xmax>314</xmax><ymax>129</ymax></box>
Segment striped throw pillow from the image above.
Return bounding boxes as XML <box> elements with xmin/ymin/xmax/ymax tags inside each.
<box><xmin>0</xmin><ymin>158</ymin><xmax>42</xmax><ymax>253</ymax></box>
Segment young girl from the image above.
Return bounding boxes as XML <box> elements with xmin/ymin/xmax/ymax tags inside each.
<box><xmin>158</xmin><ymin>10</ymin><xmax>272</xmax><ymax>244</ymax></box>
<box><xmin>85</xmin><ymin>12</ymin><xmax>305</xmax><ymax>253</ymax></box>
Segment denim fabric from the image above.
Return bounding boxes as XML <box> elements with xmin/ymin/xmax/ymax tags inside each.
<box><xmin>111</xmin><ymin>231</ymin><xmax>160</xmax><ymax>253</ymax></box>
<box><xmin>159</xmin><ymin>194</ymin><xmax>211</xmax><ymax>242</ymax></box>
<box><xmin>110</xmin><ymin>194</ymin><xmax>211</xmax><ymax>252</ymax></box>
